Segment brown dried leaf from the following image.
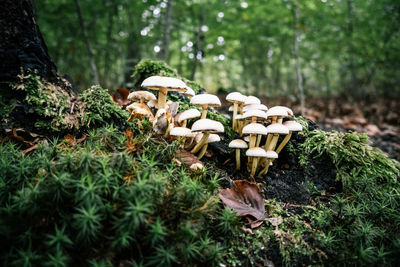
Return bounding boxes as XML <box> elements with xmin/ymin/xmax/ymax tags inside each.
<box><xmin>110</xmin><ymin>88</ymin><xmax>131</xmax><ymax>106</ymax></box>
<box><xmin>174</xmin><ymin>150</ymin><xmax>204</xmax><ymax>170</ymax></box>
<box><xmin>219</xmin><ymin>180</ymin><xmax>265</xmax><ymax>228</ymax></box>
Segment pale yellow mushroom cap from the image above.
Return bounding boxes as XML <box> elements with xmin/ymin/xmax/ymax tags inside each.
<box><xmin>266</xmin><ymin>150</ymin><xmax>278</xmax><ymax>159</ymax></box>
<box><xmin>190</xmin><ymin>94</ymin><xmax>221</xmax><ymax>108</ymax></box>
<box><xmin>170</xmin><ymin>127</ymin><xmax>192</xmax><ymax>137</ymax></box>
<box><xmin>178</xmin><ymin>109</ymin><xmax>201</xmax><ymax>122</ymax></box>
<box><xmin>242</xmin><ymin>109</ymin><xmax>268</xmax><ymax>120</ymax></box>
<box><xmin>243</xmin><ymin>104</ymin><xmax>268</xmax><ymax>112</ymax></box>
<box><xmin>229</xmin><ymin>139</ymin><xmax>248</xmax><ymax>149</ymax></box>
<box><xmin>141</xmin><ymin>76</ymin><xmax>187</xmax><ymax>92</ymax></box>
<box><xmin>127</xmin><ymin>90</ymin><xmax>156</xmax><ymax>102</ymax></box>
<box><xmin>226</xmin><ymin>92</ymin><xmax>246</xmax><ymax>103</ymax></box>
<box><xmin>183</xmin><ymin>87</ymin><xmax>195</xmax><ymax>97</ymax></box>
<box><xmin>266</xmin><ymin>123</ymin><xmax>289</xmax><ymax>134</ymax></box>
<box><xmin>191</xmin><ymin>119</ymin><xmax>224</xmax><ymax>133</ymax></box>
<box><xmin>195</xmin><ymin>133</ymin><xmax>221</xmax><ymax>143</ymax></box>
<box><xmin>242</xmin><ymin>123</ymin><xmax>269</xmax><ymax>135</ymax></box>
<box><xmin>246</xmin><ymin>147</ymin><xmax>268</xmax><ymax>158</ymax></box>
<box><xmin>266</xmin><ymin>106</ymin><xmax>288</xmax><ymax>118</ymax></box>
<box><xmin>244</xmin><ymin>96</ymin><xmax>261</xmax><ymax>105</ymax></box>
<box><xmin>283</xmin><ymin>120</ymin><xmax>303</xmax><ymax>131</ymax></box>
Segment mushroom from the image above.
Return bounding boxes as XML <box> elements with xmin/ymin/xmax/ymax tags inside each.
<box><xmin>196</xmin><ymin>133</ymin><xmax>221</xmax><ymax>159</ymax></box>
<box><xmin>190</xmin><ymin>94</ymin><xmax>221</xmax><ymax>119</ymax></box>
<box><xmin>235</xmin><ymin>114</ymin><xmax>244</xmax><ymax>135</ymax></box>
<box><xmin>190</xmin><ymin>119</ymin><xmax>224</xmax><ymax>154</ymax></box>
<box><xmin>183</xmin><ymin>87</ymin><xmax>195</xmax><ymax>98</ymax></box>
<box><xmin>141</xmin><ymin>76</ymin><xmax>187</xmax><ymax>110</ymax></box>
<box><xmin>127</xmin><ymin>90</ymin><xmax>156</xmax><ymax>104</ymax></box>
<box><xmin>275</xmin><ymin>120</ymin><xmax>303</xmax><ymax>154</ymax></box>
<box><xmin>258</xmin><ymin>151</ymin><xmax>278</xmax><ymax>177</ymax></box>
<box><xmin>229</xmin><ymin>139</ymin><xmax>248</xmax><ymax>170</ymax></box>
<box><xmin>226</xmin><ymin>92</ymin><xmax>247</xmax><ymax>130</ymax></box>
<box><xmin>264</xmin><ymin>123</ymin><xmax>289</xmax><ymax>151</ymax></box>
<box><xmin>242</xmin><ymin>109</ymin><xmax>268</xmax><ymax>146</ymax></box>
<box><xmin>177</xmin><ymin>109</ymin><xmax>201</xmax><ymax>128</ymax></box>
<box><xmin>126</xmin><ymin>102</ymin><xmax>154</xmax><ymax>121</ymax></box>
<box><xmin>243</xmin><ymin>103</ymin><xmax>268</xmax><ymax>113</ymax></box>
<box><xmin>266</xmin><ymin>106</ymin><xmax>289</xmax><ymax>124</ymax></box>
<box><xmin>244</xmin><ymin>96</ymin><xmax>261</xmax><ymax>106</ymax></box>
<box><xmin>242</xmin><ymin>123</ymin><xmax>268</xmax><ymax>149</ymax></box>
<box><xmin>246</xmin><ymin>147</ymin><xmax>268</xmax><ymax>178</ymax></box>
<box><xmin>170</xmin><ymin>127</ymin><xmax>192</xmax><ymax>148</ymax></box>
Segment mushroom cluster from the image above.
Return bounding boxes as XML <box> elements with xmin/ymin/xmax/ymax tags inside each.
<box><xmin>125</xmin><ymin>75</ymin><xmax>224</xmax><ymax>162</ymax></box>
<box><xmin>227</xmin><ymin>93</ymin><xmax>302</xmax><ymax>178</ymax></box>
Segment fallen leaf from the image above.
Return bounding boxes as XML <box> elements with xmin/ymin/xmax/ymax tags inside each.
<box><xmin>219</xmin><ymin>180</ymin><xmax>265</xmax><ymax>228</ymax></box>
<box><xmin>110</xmin><ymin>88</ymin><xmax>131</xmax><ymax>106</ymax></box>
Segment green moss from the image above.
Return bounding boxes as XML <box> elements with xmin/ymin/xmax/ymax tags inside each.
<box><xmin>81</xmin><ymin>85</ymin><xmax>129</xmax><ymax>129</ymax></box>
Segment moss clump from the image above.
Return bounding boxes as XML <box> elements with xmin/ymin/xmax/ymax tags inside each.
<box><xmin>131</xmin><ymin>59</ymin><xmax>203</xmax><ymax>93</ymax></box>
<box><xmin>0</xmin><ymin>126</ymin><xmax>228</xmax><ymax>266</ymax></box>
<box><xmin>2</xmin><ymin>71</ymin><xmax>85</xmax><ymax>133</ymax></box>
<box><xmin>81</xmin><ymin>85</ymin><xmax>129</xmax><ymax>129</ymax></box>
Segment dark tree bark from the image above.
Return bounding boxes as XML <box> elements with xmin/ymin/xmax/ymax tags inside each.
<box><xmin>0</xmin><ymin>0</ymin><xmax>64</xmax><ymax>86</ymax></box>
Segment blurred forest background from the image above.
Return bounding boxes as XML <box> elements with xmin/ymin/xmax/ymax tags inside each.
<box><xmin>35</xmin><ymin>0</ymin><xmax>400</xmax><ymax>99</ymax></box>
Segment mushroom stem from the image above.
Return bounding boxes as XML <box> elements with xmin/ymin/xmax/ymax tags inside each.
<box><xmin>164</xmin><ymin>123</ymin><xmax>172</xmax><ymax>138</ymax></box>
<box><xmin>258</xmin><ymin>159</ymin><xmax>271</xmax><ymax>177</ymax></box>
<box><xmin>275</xmin><ymin>132</ymin><xmax>292</xmax><ymax>154</ymax></box>
<box><xmin>239</xmin><ymin>103</ymin><xmax>244</xmax><ymax>114</ymax></box>
<box><xmin>249</xmin><ymin>134</ymin><xmax>257</xmax><ymax>149</ymax></box>
<box><xmin>277</xmin><ymin>118</ymin><xmax>283</xmax><ymax>124</ymax></box>
<box><xmin>182</xmin><ymin>120</ymin><xmax>187</xmax><ymax>128</ymax></box>
<box><xmin>200</xmin><ymin>106</ymin><xmax>208</xmax><ymax>119</ymax></box>
<box><xmin>185</xmin><ymin>137</ymin><xmax>195</xmax><ymax>149</ymax></box>
<box><xmin>256</xmin><ymin>135</ymin><xmax>262</xmax><ymax>147</ymax></box>
<box><xmin>264</xmin><ymin>134</ymin><xmax>273</xmax><ymax>150</ymax></box>
<box><xmin>268</xmin><ymin>134</ymin><xmax>279</xmax><ymax>151</ymax></box>
<box><xmin>197</xmin><ymin>143</ymin><xmax>208</xmax><ymax>159</ymax></box>
<box><xmin>235</xmin><ymin>149</ymin><xmax>241</xmax><ymax>170</ymax></box>
<box><xmin>250</xmin><ymin>157</ymin><xmax>259</xmax><ymax>178</ymax></box>
<box><xmin>157</xmin><ymin>88</ymin><xmax>168</xmax><ymax>109</ymax></box>
<box><xmin>232</xmin><ymin>103</ymin><xmax>238</xmax><ymax>130</ymax></box>
<box><xmin>191</xmin><ymin>132</ymin><xmax>210</xmax><ymax>153</ymax></box>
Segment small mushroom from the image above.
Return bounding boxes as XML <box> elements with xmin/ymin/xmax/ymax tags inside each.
<box><xmin>244</xmin><ymin>96</ymin><xmax>261</xmax><ymax>106</ymax></box>
<box><xmin>226</xmin><ymin>92</ymin><xmax>247</xmax><ymax>130</ymax></box>
<box><xmin>190</xmin><ymin>94</ymin><xmax>221</xmax><ymax>119</ymax></box>
<box><xmin>177</xmin><ymin>109</ymin><xmax>201</xmax><ymax>128</ymax></box>
<box><xmin>258</xmin><ymin>151</ymin><xmax>278</xmax><ymax>177</ymax></box>
<box><xmin>183</xmin><ymin>87</ymin><xmax>195</xmax><ymax>98</ymax></box>
<box><xmin>242</xmin><ymin>123</ymin><xmax>268</xmax><ymax>149</ymax></box>
<box><xmin>126</xmin><ymin>103</ymin><xmax>154</xmax><ymax>121</ymax></box>
<box><xmin>246</xmin><ymin>147</ymin><xmax>268</xmax><ymax>178</ymax></box>
<box><xmin>266</xmin><ymin>106</ymin><xmax>289</xmax><ymax>124</ymax></box>
<box><xmin>128</xmin><ymin>90</ymin><xmax>156</xmax><ymax>104</ymax></box>
<box><xmin>170</xmin><ymin>127</ymin><xmax>192</xmax><ymax>148</ymax></box>
<box><xmin>243</xmin><ymin>104</ymin><xmax>268</xmax><ymax>113</ymax></box>
<box><xmin>190</xmin><ymin>119</ymin><xmax>224</xmax><ymax>153</ymax></box>
<box><xmin>275</xmin><ymin>120</ymin><xmax>302</xmax><ymax>154</ymax></box>
<box><xmin>141</xmin><ymin>76</ymin><xmax>187</xmax><ymax>110</ymax></box>
<box><xmin>229</xmin><ymin>139</ymin><xmax>248</xmax><ymax>170</ymax></box>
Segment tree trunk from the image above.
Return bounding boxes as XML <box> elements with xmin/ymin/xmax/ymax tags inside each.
<box><xmin>160</xmin><ymin>0</ymin><xmax>173</xmax><ymax>61</ymax></box>
<box><xmin>0</xmin><ymin>0</ymin><xmax>62</xmax><ymax>86</ymax></box>
<box><xmin>294</xmin><ymin>0</ymin><xmax>305</xmax><ymax>116</ymax></box>
<box><xmin>74</xmin><ymin>0</ymin><xmax>100</xmax><ymax>85</ymax></box>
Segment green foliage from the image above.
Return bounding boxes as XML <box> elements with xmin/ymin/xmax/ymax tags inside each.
<box><xmin>0</xmin><ymin>126</ymin><xmax>230</xmax><ymax>266</ymax></box>
<box><xmin>81</xmin><ymin>85</ymin><xmax>129</xmax><ymax>129</ymax></box>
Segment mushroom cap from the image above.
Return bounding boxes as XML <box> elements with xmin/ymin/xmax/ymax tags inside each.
<box><xmin>266</xmin><ymin>150</ymin><xmax>278</xmax><ymax>159</ymax></box>
<box><xmin>183</xmin><ymin>87</ymin><xmax>195</xmax><ymax>97</ymax></box>
<box><xmin>128</xmin><ymin>90</ymin><xmax>156</xmax><ymax>102</ymax></box>
<box><xmin>228</xmin><ymin>105</ymin><xmax>234</xmax><ymax>112</ymax></box>
<box><xmin>178</xmin><ymin>109</ymin><xmax>201</xmax><ymax>122</ymax></box>
<box><xmin>244</xmin><ymin>96</ymin><xmax>261</xmax><ymax>105</ymax></box>
<box><xmin>226</xmin><ymin>92</ymin><xmax>246</xmax><ymax>104</ymax></box>
<box><xmin>195</xmin><ymin>133</ymin><xmax>221</xmax><ymax>143</ymax></box>
<box><xmin>266</xmin><ymin>123</ymin><xmax>289</xmax><ymax>134</ymax></box>
<box><xmin>283</xmin><ymin>120</ymin><xmax>303</xmax><ymax>131</ymax></box>
<box><xmin>246</xmin><ymin>147</ymin><xmax>268</xmax><ymax>158</ymax></box>
<box><xmin>229</xmin><ymin>139</ymin><xmax>248</xmax><ymax>149</ymax></box>
<box><xmin>244</xmin><ymin>135</ymin><xmax>250</xmax><ymax>142</ymax></box>
<box><xmin>191</xmin><ymin>119</ymin><xmax>224</xmax><ymax>133</ymax></box>
<box><xmin>242</xmin><ymin>109</ymin><xmax>268</xmax><ymax>120</ymax></box>
<box><xmin>147</xmin><ymin>99</ymin><xmax>157</xmax><ymax>108</ymax></box>
<box><xmin>126</xmin><ymin>103</ymin><xmax>154</xmax><ymax>120</ymax></box>
<box><xmin>190</xmin><ymin>94</ymin><xmax>221</xmax><ymax>107</ymax></box>
<box><xmin>243</xmin><ymin>104</ymin><xmax>268</xmax><ymax>112</ymax></box>
<box><xmin>242</xmin><ymin>123</ymin><xmax>269</xmax><ymax>135</ymax></box>
<box><xmin>170</xmin><ymin>127</ymin><xmax>192</xmax><ymax>137</ymax></box>
<box><xmin>141</xmin><ymin>76</ymin><xmax>187</xmax><ymax>92</ymax></box>
<box><xmin>266</xmin><ymin>106</ymin><xmax>288</xmax><ymax>118</ymax></box>
<box><xmin>274</xmin><ymin>106</ymin><xmax>293</xmax><ymax>116</ymax></box>
<box><xmin>235</xmin><ymin>114</ymin><xmax>244</xmax><ymax>120</ymax></box>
